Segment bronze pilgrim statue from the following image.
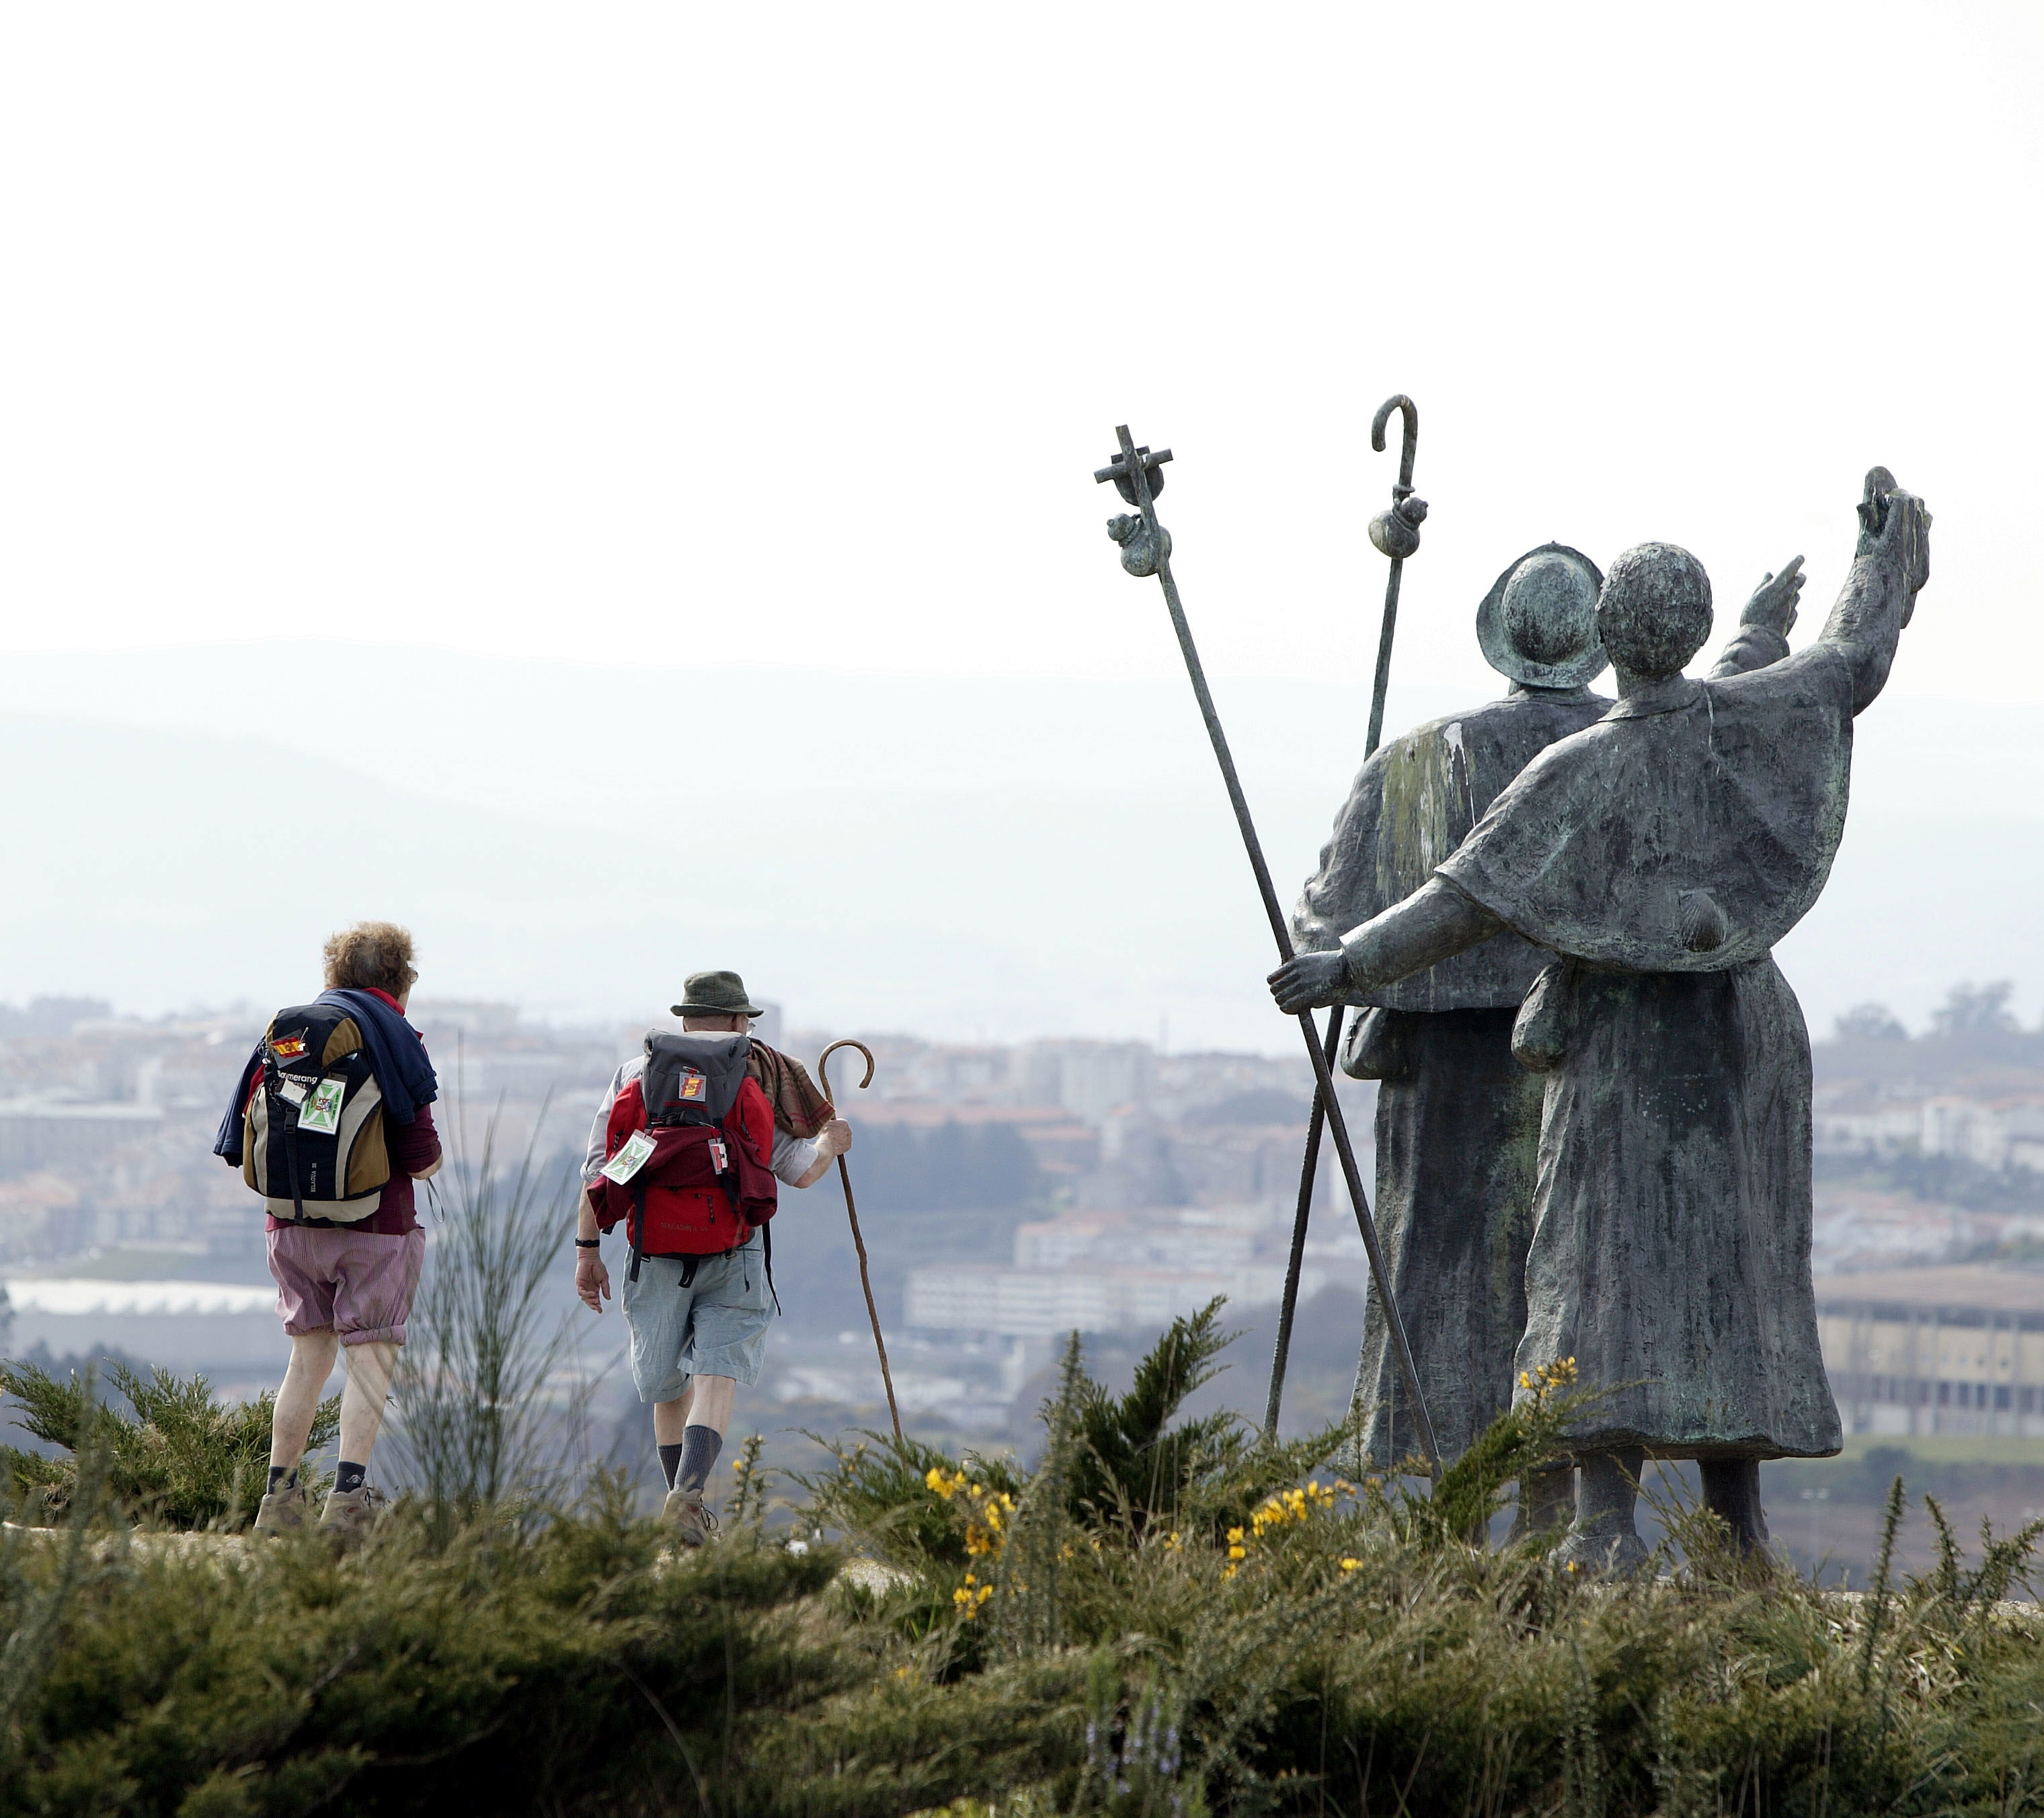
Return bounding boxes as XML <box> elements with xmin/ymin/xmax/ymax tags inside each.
<box><xmin>1293</xmin><ymin>542</ymin><xmax>1813</xmax><ymax>1521</ymax></box>
<box><xmin>1272</xmin><ymin>471</ymin><xmax>1931</xmax><ymax>1570</ymax></box>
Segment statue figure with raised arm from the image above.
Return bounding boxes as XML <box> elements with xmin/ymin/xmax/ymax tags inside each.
<box><xmin>1272</xmin><ymin>472</ymin><xmax>1930</xmax><ymax>1570</ymax></box>
<box><xmin>1299</xmin><ymin>543</ymin><xmax>1808</xmax><ymax>1522</ymax></box>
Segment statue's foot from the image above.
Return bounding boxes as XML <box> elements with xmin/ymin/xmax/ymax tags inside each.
<box><xmin>1555</xmin><ymin>1526</ymin><xmax>1650</xmax><ymax>1579</ymax></box>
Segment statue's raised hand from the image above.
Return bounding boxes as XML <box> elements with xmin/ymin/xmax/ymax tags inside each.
<box><xmin>1881</xmin><ymin>489</ymin><xmax>1931</xmax><ymax>605</ymax></box>
<box><xmin>1856</xmin><ymin>470</ymin><xmax>1932</xmax><ymax>608</ymax></box>
<box><xmin>1269</xmin><ymin>950</ymin><xmax>1347</xmax><ymax>1013</ymax></box>
<box><xmin>1741</xmin><ymin>555</ymin><xmax>1805</xmax><ymax>640</ymax></box>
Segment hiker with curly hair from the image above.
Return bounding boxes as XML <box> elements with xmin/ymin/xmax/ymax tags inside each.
<box><xmin>216</xmin><ymin>921</ymin><xmax>442</xmax><ymax>1539</ymax></box>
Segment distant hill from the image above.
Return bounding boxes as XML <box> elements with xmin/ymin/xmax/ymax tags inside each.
<box><xmin>1</xmin><ymin>645</ymin><xmax>2039</xmax><ymax>1045</ymax></box>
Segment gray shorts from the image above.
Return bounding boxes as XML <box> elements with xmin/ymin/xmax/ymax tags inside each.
<box><xmin>621</xmin><ymin>1234</ymin><xmax>773</xmax><ymax>1403</ymax></box>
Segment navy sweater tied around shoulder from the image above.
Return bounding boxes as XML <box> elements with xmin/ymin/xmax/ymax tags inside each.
<box><xmin>213</xmin><ymin>987</ymin><xmax>440</xmax><ymax>1162</ymax></box>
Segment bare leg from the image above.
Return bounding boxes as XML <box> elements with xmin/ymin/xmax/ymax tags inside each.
<box><xmin>682</xmin><ymin>1375</ymin><xmax>736</xmax><ymax>1437</ymax></box>
<box><xmin>1559</xmin><ymin>1447</ymin><xmax>1648</xmax><ymax>1575</ymax></box>
<box><xmin>652</xmin><ymin>1383</ymin><xmax>696</xmax><ymax>1446</ymax></box>
<box><xmin>337</xmin><ymin>1339</ymin><xmax>399</xmax><ymax>1466</ymax></box>
<box><xmin>1698</xmin><ymin>1456</ymin><xmax>1768</xmax><ymax>1554</ymax></box>
<box><xmin>270</xmin><ymin>1331</ymin><xmax>340</xmax><ymax>1471</ymax></box>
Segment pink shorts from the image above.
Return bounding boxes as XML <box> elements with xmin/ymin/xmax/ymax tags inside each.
<box><xmin>267</xmin><ymin>1226</ymin><xmax>426</xmax><ymax>1346</ymax></box>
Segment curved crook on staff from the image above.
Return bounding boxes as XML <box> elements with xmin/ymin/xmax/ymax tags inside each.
<box><xmin>1262</xmin><ymin>395</ymin><xmax>1430</xmax><ymax>1445</ymax></box>
<box><xmin>1364</xmin><ymin>395</ymin><xmax>1425</xmax><ymax>754</ymax></box>
<box><xmin>819</xmin><ymin>1037</ymin><xmax>902</xmax><ymax>1442</ymax></box>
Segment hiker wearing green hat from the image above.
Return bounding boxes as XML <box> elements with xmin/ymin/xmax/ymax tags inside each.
<box><xmin>573</xmin><ymin>970</ymin><xmax>851</xmax><ymax>1546</ymax></box>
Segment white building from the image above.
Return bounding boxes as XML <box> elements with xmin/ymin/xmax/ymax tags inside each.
<box><xmin>1814</xmin><ymin>1093</ymin><xmax>2044</xmax><ymax>1171</ymax></box>
<box><xmin>3</xmin><ymin>1275</ymin><xmax>281</xmax><ymax>1370</ymax></box>
<box><xmin>1022</xmin><ymin>1041</ymin><xmax>1156</xmax><ymax>1127</ymax></box>
<box><xmin>0</xmin><ymin>1099</ymin><xmax>165</xmax><ymax>1172</ymax></box>
<box><xmin>907</xmin><ymin>1203</ymin><xmax>1316</xmax><ymax>1336</ymax></box>
<box><xmin>1815</xmin><ymin>1266</ymin><xmax>2044</xmax><ymax>1438</ymax></box>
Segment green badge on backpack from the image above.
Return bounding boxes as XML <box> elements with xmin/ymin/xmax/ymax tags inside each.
<box><xmin>299</xmin><ymin>1078</ymin><xmax>346</xmax><ymax>1136</ymax></box>
<box><xmin>602</xmin><ymin>1128</ymin><xmax>656</xmax><ymax>1185</ymax></box>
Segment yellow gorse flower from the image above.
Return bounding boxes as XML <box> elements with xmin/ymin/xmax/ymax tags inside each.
<box><xmin>925</xmin><ymin>1466</ymin><xmax>1017</xmax><ymax>1559</ymax></box>
<box><xmin>951</xmin><ymin>1570</ymin><xmax>994</xmax><ymax>1618</ymax></box>
<box><xmin>1220</xmin><ymin>1480</ymin><xmax>1350</xmax><ymax>1576</ymax></box>
<box><xmin>1516</xmin><ymin>1357</ymin><xmax>1579</xmax><ymax>1400</ymax></box>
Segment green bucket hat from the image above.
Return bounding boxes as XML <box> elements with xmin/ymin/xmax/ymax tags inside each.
<box><xmin>670</xmin><ymin>970</ymin><xmax>766</xmax><ymax>1019</ymax></box>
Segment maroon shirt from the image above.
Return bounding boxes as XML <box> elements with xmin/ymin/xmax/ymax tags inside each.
<box><xmin>262</xmin><ymin>988</ymin><xmax>442</xmax><ymax>1236</ymax></box>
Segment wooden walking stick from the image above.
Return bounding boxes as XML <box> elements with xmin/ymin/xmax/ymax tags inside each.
<box><xmin>1262</xmin><ymin>396</ymin><xmax>1428</xmax><ymax>1442</ymax></box>
<box><xmin>818</xmin><ymin>1038</ymin><xmax>902</xmax><ymax>1442</ymax></box>
<box><xmin>1095</xmin><ymin>425</ymin><xmax>1442</xmax><ymax>1480</ymax></box>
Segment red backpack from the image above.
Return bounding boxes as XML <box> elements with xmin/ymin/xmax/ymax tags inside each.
<box><xmin>586</xmin><ymin>1032</ymin><xmax>779</xmax><ymax>1282</ymax></box>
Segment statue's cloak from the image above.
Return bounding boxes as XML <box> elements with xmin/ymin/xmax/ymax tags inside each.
<box><xmin>1438</xmin><ymin>648</ymin><xmax>1858</xmax><ymax>973</ymax></box>
<box><xmin>1294</xmin><ymin>688</ymin><xmax>1611</xmax><ymax>1011</ymax></box>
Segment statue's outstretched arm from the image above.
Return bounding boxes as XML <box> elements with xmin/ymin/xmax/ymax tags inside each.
<box><xmin>1269</xmin><ymin>875</ymin><xmax>1503</xmax><ymax>1011</ymax></box>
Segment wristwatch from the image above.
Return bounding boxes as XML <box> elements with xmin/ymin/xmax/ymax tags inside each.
<box><xmin>574</xmin><ymin>1237</ymin><xmax>601</xmax><ymax>1249</ymax></box>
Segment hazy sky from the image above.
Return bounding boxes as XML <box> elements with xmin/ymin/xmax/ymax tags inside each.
<box><xmin>3</xmin><ymin>3</ymin><xmax>2039</xmax><ymax>703</ymax></box>
<box><xmin>1</xmin><ymin>5</ymin><xmax>2040</xmax><ymax>1050</ymax></box>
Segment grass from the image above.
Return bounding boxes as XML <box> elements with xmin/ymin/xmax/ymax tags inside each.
<box><xmin>3</xmin><ymin>1306</ymin><xmax>2044</xmax><ymax>1813</ymax></box>
<box><xmin>391</xmin><ymin>1099</ymin><xmax>594</xmax><ymax>1538</ymax></box>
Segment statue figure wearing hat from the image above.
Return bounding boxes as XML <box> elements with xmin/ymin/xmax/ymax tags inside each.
<box><xmin>1275</xmin><ymin>473</ymin><xmax>1930</xmax><ymax>1567</ymax></box>
<box><xmin>1294</xmin><ymin>544</ymin><xmax>1614</xmax><ymax>1492</ymax></box>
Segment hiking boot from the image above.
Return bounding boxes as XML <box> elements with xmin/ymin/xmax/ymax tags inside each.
<box><xmin>253</xmin><ymin>1483</ymin><xmax>309</xmax><ymax>1536</ymax></box>
<box><xmin>318</xmin><ymin>1485</ymin><xmax>387</xmax><ymax>1543</ymax></box>
<box><xmin>661</xmin><ymin>1487</ymin><xmax>717</xmax><ymax>1548</ymax></box>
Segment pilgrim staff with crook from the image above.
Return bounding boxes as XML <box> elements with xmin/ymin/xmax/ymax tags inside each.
<box><xmin>819</xmin><ymin>1037</ymin><xmax>903</xmax><ymax>1442</ymax></box>
<box><xmin>1262</xmin><ymin>396</ymin><xmax>1427</xmax><ymax>1441</ymax></box>
<box><xmin>1095</xmin><ymin>424</ymin><xmax>1442</xmax><ymax>1480</ymax></box>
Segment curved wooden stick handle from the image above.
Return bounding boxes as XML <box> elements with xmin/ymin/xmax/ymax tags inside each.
<box><xmin>818</xmin><ymin>1037</ymin><xmax>875</xmax><ymax>1104</ymax></box>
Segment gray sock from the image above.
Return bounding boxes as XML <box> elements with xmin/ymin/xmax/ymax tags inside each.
<box><xmin>677</xmin><ymin>1425</ymin><xmax>723</xmax><ymax>1494</ymax></box>
<box><xmin>658</xmin><ymin>1441</ymin><xmax>684</xmax><ymax>1489</ymax></box>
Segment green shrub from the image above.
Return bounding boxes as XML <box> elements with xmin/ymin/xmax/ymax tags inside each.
<box><xmin>0</xmin><ymin>1359</ymin><xmax>339</xmax><ymax>1530</ymax></box>
<box><xmin>3</xmin><ymin>1317</ymin><xmax>2043</xmax><ymax>1815</ymax></box>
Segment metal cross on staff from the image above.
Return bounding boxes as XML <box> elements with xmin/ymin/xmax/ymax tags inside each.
<box><xmin>1261</xmin><ymin>397</ymin><xmax>1427</xmax><ymax>1444</ymax></box>
<box><xmin>1094</xmin><ymin>424</ymin><xmax>1441</xmax><ymax>1480</ymax></box>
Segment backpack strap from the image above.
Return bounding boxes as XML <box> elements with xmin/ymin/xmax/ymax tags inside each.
<box><xmin>627</xmin><ymin>1179</ymin><xmax>646</xmax><ymax>1283</ymax></box>
<box><xmin>266</xmin><ymin>1050</ymin><xmax>307</xmax><ymax>1224</ymax></box>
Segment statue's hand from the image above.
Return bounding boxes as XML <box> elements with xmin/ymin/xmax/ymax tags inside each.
<box><xmin>1269</xmin><ymin>950</ymin><xmax>1347</xmax><ymax>1013</ymax></box>
<box><xmin>1856</xmin><ymin>473</ymin><xmax>1931</xmax><ymax>602</ymax></box>
<box><xmin>1881</xmin><ymin>489</ymin><xmax>1932</xmax><ymax>602</ymax></box>
<box><xmin>1740</xmin><ymin>555</ymin><xmax>1805</xmax><ymax>638</ymax></box>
